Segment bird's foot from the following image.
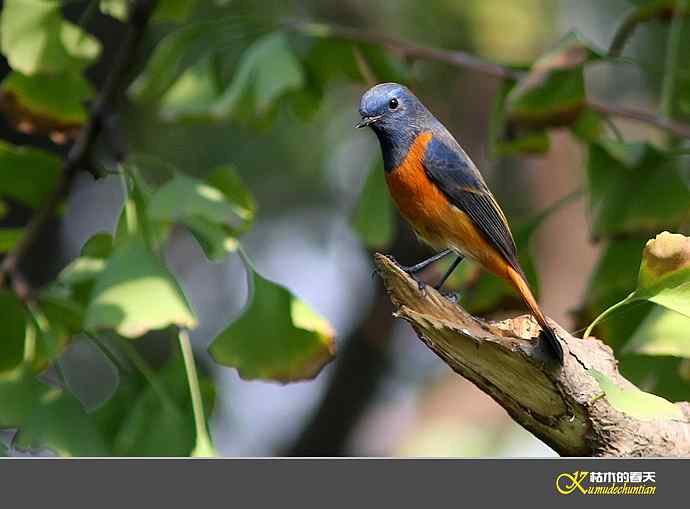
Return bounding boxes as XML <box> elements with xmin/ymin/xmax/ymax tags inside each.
<box><xmin>436</xmin><ymin>288</ymin><xmax>460</xmax><ymax>303</ymax></box>
<box><xmin>381</xmin><ymin>254</ymin><xmax>430</xmax><ymax>294</ymax></box>
<box><xmin>385</xmin><ymin>254</ymin><xmax>423</xmax><ymax>275</ymax></box>
<box><xmin>416</xmin><ymin>279</ymin><xmax>428</xmax><ymax>296</ymax></box>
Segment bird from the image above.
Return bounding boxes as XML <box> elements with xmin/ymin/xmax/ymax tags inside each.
<box><xmin>355</xmin><ymin>82</ymin><xmax>564</xmax><ymax>365</ymax></box>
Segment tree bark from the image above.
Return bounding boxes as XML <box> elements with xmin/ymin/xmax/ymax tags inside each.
<box><xmin>374</xmin><ymin>254</ymin><xmax>690</xmax><ymax>457</ymax></box>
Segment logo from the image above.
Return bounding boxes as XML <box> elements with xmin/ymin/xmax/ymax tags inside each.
<box><xmin>556</xmin><ymin>471</ymin><xmax>656</xmax><ymax>496</ymax></box>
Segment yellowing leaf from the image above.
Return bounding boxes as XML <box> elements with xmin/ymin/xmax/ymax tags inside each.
<box><xmin>585</xmin><ymin>232</ymin><xmax>690</xmax><ymax>339</ymax></box>
<box><xmin>638</xmin><ymin>231</ymin><xmax>690</xmax><ymax>288</ymax></box>
<box><xmin>209</xmin><ymin>261</ymin><xmax>335</xmax><ymax>383</ymax></box>
<box><xmin>0</xmin><ymin>71</ymin><xmax>92</xmax><ymax>143</ymax></box>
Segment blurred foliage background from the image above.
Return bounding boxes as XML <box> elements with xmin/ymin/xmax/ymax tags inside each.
<box><xmin>0</xmin><ymin>0</ymin><xmax>689</xmax><ymax>457</ymax></box>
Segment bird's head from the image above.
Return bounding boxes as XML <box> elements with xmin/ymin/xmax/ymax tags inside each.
<box><xmin>355</xmin><ymin>82</ymin><xmax>423</xmax><ymax>132</ymax></box>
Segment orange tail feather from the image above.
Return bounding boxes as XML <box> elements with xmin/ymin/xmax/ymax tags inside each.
<box><xmin>505</xmin><ymin>267</ymin><xmax>564</xmax><ymax>365</ymax></box>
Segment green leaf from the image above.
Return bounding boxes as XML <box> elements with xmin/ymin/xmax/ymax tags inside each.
<box><xmin>579</xmin><ymin>236</ymin><xmax>651</xmax><ymax>348</ymax></box>
<box><xmin>100</xmin><ymin>0</ymin><xmax>128</xmax><ymax>21</ymax></box>
<box><xmin>81</xmin><ymin>232</ymin><xmax>114</xmax><ymax>259</ymax></box>
<box><xmin>15</xmin><ymin>387</ymin><xmax>109</xmax><ymax>456</ymax></box>
<box><xmin>148</xmin><ymin>167</ymin><xmax>255</xmax><ymax>260</ymax></box>
<box><xmin>0</xmin><ymin>367</ymin><xmax>108</xmax><ymax>456</ymax></box>
<box><xmin>351</xmin><ymin>161</ymin><xmax>395</xmax><ymax>249</ymax></box>
<box><xmin>0</xmin><ymin>367</ymin><xmax>46</xmax><ymax>427</ymax></box>
<box><xmin>206</xmin><ymin>165</ymin><xmax>257</xmax><ymax>223</ymax></box>
<box><xmin>0</xmin><ymin>0</ymin><xmax>101</xmax><ymax>75</ymax></box>
<box><xmin>209</xmin><ymin>257</ymin><xmax>336</xmax><ymax>383</ymax></box>
<box><xmin>59</xmin><ymin>257</ymin><xmax>107</xmax><ymax>286</ymax></box>
<box><xmin>55</xmin><ymin>336</ymin><xmax>120</xmax><ymax>411</ymax></box>
<box><xmin>57</xmin><ymin>231</ymin><xmax>113</xmax><ymax>290</ymax></box>
<box><xmin>149</xmin><ymin>175</ymin><xmax>239</xmax><ymax>224</ymax></box>
<box><xmin>619</xmin><ymin>355</ymin><xmax>690</xmax><ymax>403</ymax></box>
<box><xmin>111</xmin><ymin>352</ymin><xmax>215</xmax><ymax>456</ymax></box>
<box><xmin>0</xmin><ymin>71</ymin><xmax>93</xmax><ymax>140</ymax></box>
<box><xmin>84</xmin><ymin>237</ymin><xmax>197</xmax><ymax>338</ymax></box>
<box><xmin>588</xmin><ymin>369</ymin><xmax>685</xmax><ymax>421</ymax></box>
<box><xmin>584</xmin><ymin>232</ymin><xmax>690</xmax><ymax>339</ymax></box>
<box><xmin>153</xmin><ymin>0</ymin><xmax>200</xmax><ymax>23</ymax></box>
<box><xmin>0</xmin><ymin>228</ymin><xmax>23</xmax><ymax>252</ymax></box>
<box><xmin>38</xmin><ymin>288</ymin><xmax>85</xmax><ymax>337</ymax></box>
<box><xmin>131</xmin><ymin>19</ymin><xmax>241</xmax><ymax>103</ymax></box>
<box><xmin>627</xmin><ymin>306</ymin><xmax>690</xmax><ymax>358</ymax></box>
<box><xmin>210</xmin><ymin>32</ymin><xmax>305</xmax><ymax>120</ymax></box>
<box><xmin>490</xmin><ymin>80</ymin><xmax>550</xmax><ymax>156</ymax></box>
<box><xmin>587</xmin><ymin>142</ymin><xmax>690</xmax><ymax>239</ymax></box>
<box><xmin>158</xmin><ymin>57</ymin><xmax>220</xmax><ymax>120</ymax></box>
<box><xmin>301</xmin><ymin>35</ymin><xmax>408</xmax><ymax>86</ymax></box>
<box><xmin>0</xmin><ymin>290</ymin><xmax>27</xmax><ymax>373</ymax></box>
<box><xmin>0</xmin><ymin>141</ymin><xmax>61</xmax><ymax>208</ymax></box>
<box><xmin>506</xmin><ymin>32</ymin><xmax>602</xmax><ymax>128</ymax></box>
<box><xmin>30</xmin><ymin>304</ymin><xmax>71</xmax><ymax>372</ymax></box>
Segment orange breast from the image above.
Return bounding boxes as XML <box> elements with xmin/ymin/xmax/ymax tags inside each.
<box><xmin>385</xmin><ymin>132</ymin><xmax>509</xmax><ymax>278</ymax></box>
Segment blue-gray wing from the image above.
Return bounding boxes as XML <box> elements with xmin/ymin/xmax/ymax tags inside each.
<box><xmin>422</xmin><ymin>136</ymin><xmax>521</xmax><ymax>273</ymax></box>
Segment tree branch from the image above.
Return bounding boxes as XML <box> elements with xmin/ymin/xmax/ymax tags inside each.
<box><xmin>287</xmin><ymin>21</ymin><xmax>690</xmax><ymax>140</ymax></box>
<box><xmin>374</xmin><ymin>254</ymin><xmax>690</xmax><ymax>457</ymax></box>
<box><xmin>0</xmin><ymin>0</ymin><xmax>157</xmax><ymax>295</ymax></box>
<box><xmin>287</xmin><ymin>21</ymin><xmax>520</xmax><ymax>80</ymax></box>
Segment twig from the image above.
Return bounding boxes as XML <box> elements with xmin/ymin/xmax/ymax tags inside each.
<box><xmin>287</xmin><ymin>20</ymin><xmax>690</xmax><ymax>140</ymax></box>
<box><xmin>587</xmin><ymin>99</ymin><xmax>690</xmax><ymax>139</ymax></box>
<box><xmin>0</xmin><ymin>0</ymin><xmax>157</xmax><ymax>294</ymax></box>
<box><xmin>608</xmin><ymin>8</ymin><xmax>648</xmax><ymax>58</ymax></box>
<box><xmin>287</xmin><ymin>21</ymin><xmax>520</xmax><ymax>80</ymax></box>
<box><xmin>660</xmin><ymin>0</ymin><xmax>688</xmax><ymax>121</ymax></box>
<box><xmin>178</xmin><ymin>329</ymin><xmax>216</xmax><ymax>457</ymax></box>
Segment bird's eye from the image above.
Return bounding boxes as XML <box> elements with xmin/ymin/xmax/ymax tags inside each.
<box><xmin>388</xmin><ymin>98</ymin><xmax>399</xmax><ymax>110</ymax></box>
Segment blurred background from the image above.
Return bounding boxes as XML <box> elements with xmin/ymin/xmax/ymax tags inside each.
<box><xmin>1</xmin><ymin>0</ymin><xmax>689</xmax><ymax>457</ymax></box>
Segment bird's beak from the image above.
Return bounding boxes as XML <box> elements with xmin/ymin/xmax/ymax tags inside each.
<box><xmin>354</xmin><ymin>115</ymin><xmax>382</xmax><ymax>128</ymax></box>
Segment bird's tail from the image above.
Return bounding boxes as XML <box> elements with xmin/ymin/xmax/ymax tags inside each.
<box><xmin>505</xmin><ymin>266</ymin><xmax>564</xmax><ymax>365</ymax></box>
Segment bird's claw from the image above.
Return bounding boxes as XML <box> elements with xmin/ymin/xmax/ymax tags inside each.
<box><xmin>437</xmin><ymin>289</ymin><xmax>460</xmax><ymax>303</ymax></box>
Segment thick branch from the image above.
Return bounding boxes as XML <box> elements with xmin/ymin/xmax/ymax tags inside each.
<box><xmin>287</xmin><ymin>21</ymin><xmax>690</xmax><ymax>140</ymax></box>
<box><xmin>375</xmin><ymin>254</ymin><xmax>690</xmax><ymax>457</ymax></box>
<box><xmin>0</xmin><ymin>0</ymin><xmax>157</xmax><ymax>294</ymax></box>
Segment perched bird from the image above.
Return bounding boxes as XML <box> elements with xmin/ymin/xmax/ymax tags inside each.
<box><xmin>356</xmin><ymin>82</ymin><xmax>564</xmax><ymax>365</ymax></box>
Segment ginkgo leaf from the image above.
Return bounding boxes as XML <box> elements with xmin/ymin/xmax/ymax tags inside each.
<box><xmin>209</xmin><ymin>258</ymin><xmax>335</xmax><ymax>383</ymax></box>
<box><xmin>84</xmin><ymin>237</ymin><xmax>197</xmax><ymax>338</ymax></box>
<box><xmin>0</xmin><ymin>142</ymin><xmax>61</xmax><ymax>208</ymax></box>
<box><xmin>210</xmin><ymin>32</ymin><xmax>304</xmax><ymax>119</ymax></box>
<box><xmin>351</xmin><ymin>160</ymin><xmax>395</xmax><ymax>249</ymax></box>
<box><xmin>0</xmin><ymin>0</ymin><xmax>101</xmax><ymax>75</ymax></box>
<box><xmin>626</xmin><ymin>306</ymin><xmax>690</xmax><ymax>358</ymax></box>
<box><xmin>585</xmin><ymin>232</ymin><xmax>690</xmax><ymax>338</ymax></box>
<box><xmin>147</xmin><ymin>167</ymin><xmax>255</xmax><ymax>260</ymax></box>
<box><xmin>589</xmin><ymin>369</ymin><xmax>685</xmax><ymax>421</ymax></box>
<box><xmin>0</xmin><ymin>71</ymin><xmax>92</xmax><ymax>142</ymax></box>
